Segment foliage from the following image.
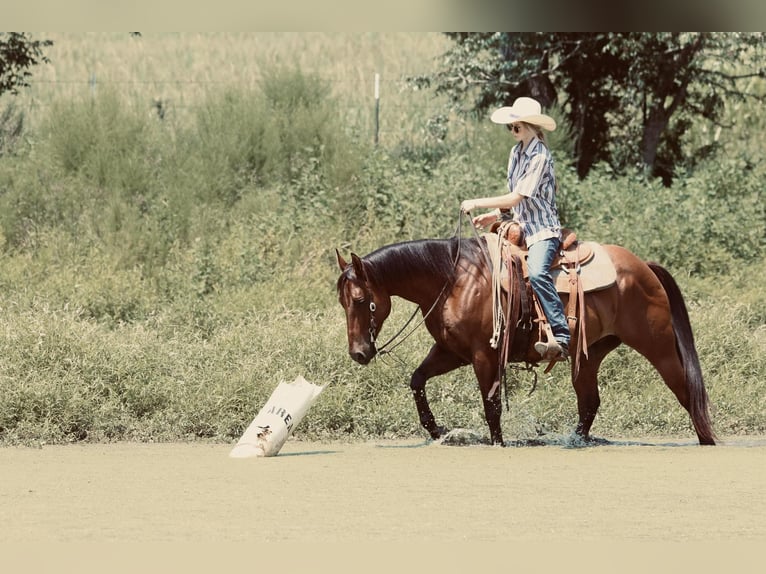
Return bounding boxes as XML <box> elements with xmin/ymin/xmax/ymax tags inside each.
<box><xmin>558</xmin><ymin>160</ymin><xmax>766</xmax><ymax>277</ymax></box>
<box><xmin>0</xmin><ymin>32</ymin><xmax>52</xmax><ymax>158</ymax></box>
<box><xmin>413</xmin><ymin>32</ymin><xmax>766</xmax><ymax>182</ymax></box>
<box><xmin>185</xmin><ymin>66</ymin><xmax>360</xmax><ymax>205</ymax></box>
<box><xmin>0</xmin><ymin>32</ymin><xmax>53</xmax><ymax>97</ymax></box>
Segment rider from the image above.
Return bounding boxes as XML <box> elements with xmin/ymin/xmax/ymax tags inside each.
<box><xmin>460</xmin><ymin>96</ymin><xmax>569</xmax><ymax>361</ymax></box>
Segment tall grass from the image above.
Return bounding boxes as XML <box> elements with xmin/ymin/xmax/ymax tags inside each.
<box><xmin>0</xmin><ymin>33</ymin><xmax>764</xmax><ymax>445</ymax></box>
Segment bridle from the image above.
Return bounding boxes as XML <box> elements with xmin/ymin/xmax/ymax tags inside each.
<box><xmin>367</xmin><ymin>286</ymin><xmax>440</xmax><ymax>357</ymax></box>
<box><xmin>367</xmin><ymin>300</ymin><xmax>379</xmax><ymax>347</ymax></box>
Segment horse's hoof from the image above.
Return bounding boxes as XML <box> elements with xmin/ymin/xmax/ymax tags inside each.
<box><xmin>565</xmin><ymin>433</ymin><xmax>610</xmax><ymax>448</ymax></box>
<box><xmin>439</xmin><ymin>428</ymin><xmax>487</xmax><ymax>446</ymax></box>
<box><xmin>428</xmin><ymin>426</ymin><xmax>449</xmax><ymax>440</ymax></box>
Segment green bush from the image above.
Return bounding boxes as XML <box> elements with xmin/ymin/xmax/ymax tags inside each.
<box><xmin>176</xmin><ymin>66</ymin><xmax>362</xmax><ymax>207</ymax></box>
<box><xmin>45</xmin><ymin>88</ymin><xmax>161</xmax><ymax>193</ymax></box>
<box><xmin>559</xmin><ymin>158</ymin><xmax>765</xmax><ymax>276</ymax></box>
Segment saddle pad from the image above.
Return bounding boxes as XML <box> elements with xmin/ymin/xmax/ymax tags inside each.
<box><xmin>483</xmin><ymin>235</ymin><xmax>616</xmax><ymax>294</ymax></box>
<box><xmin>552</xmin><ymin>241</ymin><xmax>616</xmax><ymax>293</ymax></box>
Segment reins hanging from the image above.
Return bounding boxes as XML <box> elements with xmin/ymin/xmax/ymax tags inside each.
<box><xmin>373</xmin><ymin>210</ymin><xmax>469</xmax><ymax>357</ymax></box>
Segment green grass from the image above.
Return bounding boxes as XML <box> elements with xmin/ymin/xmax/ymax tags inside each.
<box><xmin>0</xmin><ymin>33</ymin><xmax>763</xmax><ymax>445</ymax></box>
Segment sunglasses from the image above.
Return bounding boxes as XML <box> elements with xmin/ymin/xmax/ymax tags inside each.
<box><xmin>508</xmin><ymin>123</ymin><xmax>524</xmax><ymax>134</ymax></box>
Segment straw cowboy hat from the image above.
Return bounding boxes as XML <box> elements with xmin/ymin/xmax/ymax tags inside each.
<box><xmin>490</xmin><ymin>97</ymin><xmax>556</xmax><ymax>131</ymax></box>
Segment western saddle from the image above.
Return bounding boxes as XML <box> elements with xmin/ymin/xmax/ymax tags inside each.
<box><xmin>485</xmin><ymin>220</ymin><xmax>590</xmax><ymax>394</ymax></box>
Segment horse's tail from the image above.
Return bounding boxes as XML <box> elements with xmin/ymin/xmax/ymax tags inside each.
<box><xmin>647</xmin><ymin>262</ymin><xmax>716</xmax><ymax>445</ymax></box>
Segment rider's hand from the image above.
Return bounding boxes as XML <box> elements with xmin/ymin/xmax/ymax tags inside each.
<box><xmin>472</xmin><ymin>212</ymin><xmax>499</xmax><ymax>229</ymax></box>
<box><xmin>460</xmin><ymin>200</ymin><xmax>476</xmax><ymax>213</ymax></box>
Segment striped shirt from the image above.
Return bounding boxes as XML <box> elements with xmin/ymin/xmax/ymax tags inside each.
<box><xmin>506</xmin><ymin>137</ymin><xmax>561</xmax><ymax>247</ymax></box>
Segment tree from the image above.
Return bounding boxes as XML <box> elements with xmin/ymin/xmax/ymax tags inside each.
<box><xmin>0</xmin><ymin>32</ymin><xmax>53</xmax><ymax>97</ymax></box>
<box><xmin>415</xmin><ymin>33</ymin><xmax>766</xmax><ymax>182</ymax></box>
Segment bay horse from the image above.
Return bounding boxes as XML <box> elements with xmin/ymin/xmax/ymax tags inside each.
<box><xmin>335</xmin><ymin>236</ymin><xmax>716</xmax><ymax>446</ymax></box>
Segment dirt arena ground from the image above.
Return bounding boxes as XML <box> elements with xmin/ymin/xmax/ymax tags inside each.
<box><xmin>2</xmin><ymin>434</ymin><xmax>764</xmax><ymax>547</ymax></box>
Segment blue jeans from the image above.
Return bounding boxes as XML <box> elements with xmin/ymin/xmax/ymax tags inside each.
<box><xmin>527</xmin><ymin>237</ymin><xmax>570</xmax><ymax>347</ymax></box>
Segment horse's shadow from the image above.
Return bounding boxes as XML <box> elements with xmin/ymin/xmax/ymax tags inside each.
<box><xmin>275</xmin><ymin>449</ymin><xmax>342</xmax><ymax>457</ymax></box>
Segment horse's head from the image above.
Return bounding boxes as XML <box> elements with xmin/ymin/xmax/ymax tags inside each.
<box><xmin>336</xmin><ymin>249</ymin><xmax>392</xmax><ymax>365</ymax></box>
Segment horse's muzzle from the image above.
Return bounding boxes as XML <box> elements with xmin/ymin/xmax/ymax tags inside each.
<box><xmin>349</xmin><ymin>345</ymin><xmax>376</xmax><ymax>365</ymax></box>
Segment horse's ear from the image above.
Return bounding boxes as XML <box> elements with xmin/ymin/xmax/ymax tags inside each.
<box><xmin>350</xmin><ymin>253</ymin><xmax>368</xmax><ymax>283</ymax></box>
<box><xmin>335</xmin><ymin>248</ymin><xmax>348</xmax><ymax>271</ymax></box>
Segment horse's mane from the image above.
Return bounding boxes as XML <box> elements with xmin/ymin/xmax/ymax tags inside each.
<box><xmin>360</xmin><ymin>237</ymin><xmax>484</xmax><ymax>286</ymax></box>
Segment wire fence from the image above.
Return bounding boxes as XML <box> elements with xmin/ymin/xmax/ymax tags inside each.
<box><xmin>8</xmin><ymin>71</ymin><xmax>467</xmax><ymax>146</ymax></box>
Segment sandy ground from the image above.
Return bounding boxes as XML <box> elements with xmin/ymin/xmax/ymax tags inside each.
<box><xmin>1</xmin><ymin>435</ymin><xmax>764</xmax><ymax>547</ymax></box>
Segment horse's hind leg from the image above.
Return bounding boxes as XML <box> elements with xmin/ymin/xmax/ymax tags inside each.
<box><xmin>410</xmin><ymin>344</ymin><xmax>467</xmax><ymax>440</ymax></box>
<box><xmin>572</xmin><ymin>335</ymin><xmax>621</xmax><ymax>440</ymax></box>
<box><xmin>627</xmin><ymin>331</ymin><xmax>702</xmax><ymax>439</ymax></box>
<box><xmin>619</xmin><ymin>307</ymin><xmax>714</xmax><ymax>443</ymax></box>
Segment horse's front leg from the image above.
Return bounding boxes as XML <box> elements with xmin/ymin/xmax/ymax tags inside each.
<box><xmin>482</xmin><ymin>392</ymin><xmax>503</xmax><ymax>446</ymax></box>
<box><xmin>410</xmin><ymin>343</ymin><xmax>467</xmax><ymax>440</ymax></box>
<box><xmin>472</xmin><ymin>351</ymin><xmax>504</xmax><ymax>445</ymax></box>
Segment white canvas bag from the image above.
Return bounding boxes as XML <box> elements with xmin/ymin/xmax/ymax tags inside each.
<box><xmin>229</xmin><ymin>375</ymin><xmax>324</xmax><ymax>458</ymax></box>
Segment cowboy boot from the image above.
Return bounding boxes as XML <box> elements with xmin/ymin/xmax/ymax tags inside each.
<box><xmin>534</xmin><ymin>339</ymin><xmax>569</xmax><ymax>361</ymax></box>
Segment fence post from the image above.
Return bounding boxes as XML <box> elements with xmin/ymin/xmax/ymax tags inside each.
<box><xmin>374</xmin><ymin>72</ymin><xmax>380</xmax><ymax>146</ymax></box>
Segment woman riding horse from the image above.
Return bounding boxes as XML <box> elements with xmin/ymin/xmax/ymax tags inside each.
<box><xmin>461</xmin><ymin>97</ymin><xmax>569</xmax><ymax>362</ymax></box>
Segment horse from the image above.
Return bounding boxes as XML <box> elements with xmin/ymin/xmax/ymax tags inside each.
<box><xmin>335</xmin><ymin>235</ymin><xmax>716</xmax><ymax>446</ymax></box>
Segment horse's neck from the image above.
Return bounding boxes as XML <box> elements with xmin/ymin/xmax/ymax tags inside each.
<box><xmin>386</xmin><ymin>279</ymin><xmax>441</xmax><ymax>308</ymax></box>
<box><xmin>364</xmin><ymin>239</ymin><xmax>465</xmax><ymax>309</ymax></box>
<box><xmin>375</xmin><ymin>260</ymin><xmax>452</xmax><ymax>308</ymax></box>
